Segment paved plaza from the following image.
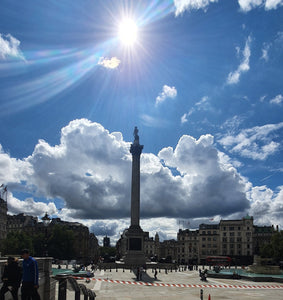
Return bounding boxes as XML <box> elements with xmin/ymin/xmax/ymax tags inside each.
<box><xmin>68</xmin><ymin>267</ymin><xmax>283</xmax><ymax>300</ymax></box>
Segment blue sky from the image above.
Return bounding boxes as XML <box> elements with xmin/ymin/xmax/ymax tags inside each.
<box><xmin>0</xmin><ymin>0</ymin><xmax>282</xmax><ymax>244</ymax></box>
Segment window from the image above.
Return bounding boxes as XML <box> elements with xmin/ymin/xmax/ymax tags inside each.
<box><xmin>229</xmin><ymin>227</ymin><xmax>234</xmax><ymax>230</ymax></box>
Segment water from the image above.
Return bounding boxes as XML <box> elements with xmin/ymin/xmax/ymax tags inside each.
<box><xmin>52</xmin><ymin>268</ymin><xmax>91</xmax><ymax>276</ymax></box>
<box><xmin>208</xmin><ymin>267</ymin><xmax>283</xmax><ymax>279</ymax></box>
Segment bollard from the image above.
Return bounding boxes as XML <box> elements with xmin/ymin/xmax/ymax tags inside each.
<box><xmin>200</xmin><ymin>288</ymin><xmax>203</xmax><ymax>300</ymax></box>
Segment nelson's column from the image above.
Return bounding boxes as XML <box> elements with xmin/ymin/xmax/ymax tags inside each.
<box><xmin>124</xmin><ymin>127</ymin><xmax>146</xmax><ymax>266</ymax></box>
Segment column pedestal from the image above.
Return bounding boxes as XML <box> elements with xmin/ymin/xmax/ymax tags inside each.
<box><xmin>124</xmin><ymin>225</ymin><xmax>146</xmax><ymax>266</ymax></box>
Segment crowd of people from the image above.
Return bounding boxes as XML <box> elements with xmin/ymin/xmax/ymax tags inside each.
<box><xmin>0</xmin><ymin>249</ymin><xmax>40</xmax><ymax>300</ymax></box>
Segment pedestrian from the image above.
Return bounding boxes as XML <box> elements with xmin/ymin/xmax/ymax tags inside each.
<box><xmin>154</xmin><ymin>269</ymin><xmax>158</xmax><ymax>280</ymax></box>
<box><xmin>0</xmin><ymin>256</ymin><xmax>22</xmax><ymax>300</ymax></box>
<box><xmin>21</xmin><ymin>249</ymin><xmax>41</xmax><ymax>300</ymax></box>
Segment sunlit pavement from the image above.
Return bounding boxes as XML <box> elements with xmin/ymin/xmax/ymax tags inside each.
<box><xmin>66</xmin><ymin>267</ymin><xmax>283</xmax><ymax>300</ymax></box>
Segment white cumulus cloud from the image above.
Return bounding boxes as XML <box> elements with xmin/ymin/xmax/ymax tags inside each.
<box><xmin>0</xmin><ymin>33</ymin><xmax>25</xmax><ymax>60</ymax></box>
<box><xmin>174</xmin><ymin>0</ymin><xmax>218</xmax><ymax>16</ymax></box>
<box><xmin>98</xmin><ymin>56</ymin><xmax>121</xmax><ymax>69</ymax></box>
<box><xmin>238</xmin><ymin>0</ymin><xmax>283</xmax><ymax>11</ymax></box>
<box><xmin>156</xmin><ymin>85</ymin><xmax>177</xmax><ymax>106</ymax></box>
<box><xmin>270</xmin><ymin>94</ymin><xmax>283</xmax><ymax>105</ymax></box>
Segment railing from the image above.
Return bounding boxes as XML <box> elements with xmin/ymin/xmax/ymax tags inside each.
<box><xmin>55</xmin><ymin>274</ymin><xmax>96</xmax><ymax>300</ymax></box>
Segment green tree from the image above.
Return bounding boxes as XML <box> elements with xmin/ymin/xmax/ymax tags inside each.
<box><xmin>33</xmin><ymin>232</ymin><xmax>45</xmax><ymax>257</ymax></box>
<box><xmin>1</xmin><ymin>232</ymin><xmax>33</xmax><ymax>255</ymax></box>
<box><xmin>99</xmin><ymin>246</ymin><xmax>116</xmax><ymax>262</ymax></box>
<box><xmin>260</xmin><ymin>231</ymin><xmax>283</xmax><ymax>263</ymax></box>
<box><xmin>47</xmin><ymin>225</ymin><xmax>75</xmax><ymax>260</ymax></box>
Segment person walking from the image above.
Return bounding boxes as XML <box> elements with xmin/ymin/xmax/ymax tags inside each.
<box><xmin>0</xmin><ymin>257</ymin><xmax>22</xmax><ymax>300</ymax></box>
<box><xmin>21</xmin><ymin>249</ymin><xmax>41</xmax><ymax>300</ymax></box>
<box><xmin>154</xmin><ymin>269</ymin><xmax>158</xmax><ymax>280</ymax></box>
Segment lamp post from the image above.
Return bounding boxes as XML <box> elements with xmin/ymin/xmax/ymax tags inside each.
<box><xmin>42</xmin><ymin>212</ymin><xmax>51</xmax><ymax>256</ymax></box>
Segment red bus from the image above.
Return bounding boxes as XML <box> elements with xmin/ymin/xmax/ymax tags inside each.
<box><xmin>206</xmin><ymin>256</ymin><xmax>232</xmax><ymax>266</ymax></box>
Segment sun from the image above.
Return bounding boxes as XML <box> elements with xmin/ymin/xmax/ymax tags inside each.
<box><xmin>118</xmin><ymin>18</ymin><xmax>138</xmax><ymax>46</ymax></box>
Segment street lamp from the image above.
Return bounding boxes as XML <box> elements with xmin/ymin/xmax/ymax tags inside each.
<box><xmin>42</xmin><ymin>212</ymin><xmax>51</xmax><ymax>256</ymax></box>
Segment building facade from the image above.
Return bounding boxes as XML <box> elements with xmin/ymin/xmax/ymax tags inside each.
<box><xmin>177</xmin><ymin>229</ymin><xmax>199</xmax><ymax>264</ymax></box>
<box><xmin>0</xmin><ymin>196</ymin><xmax>7</xmax><ymax>241</ymax></box>
<box><xmin>117</xmin><ymin>216</ymin><xmax>278</xmax><ymax>265</ymax></box>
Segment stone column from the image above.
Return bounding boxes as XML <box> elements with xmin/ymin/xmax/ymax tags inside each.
<box><xmin>130</xmin><ymin>128</ymin><xmax>143</xmax><ymax>228</ymax></box>
<box><xmin>124</xmin><ymin>127</ymin><xmax>146</xmax><ymax>266</ymax></box>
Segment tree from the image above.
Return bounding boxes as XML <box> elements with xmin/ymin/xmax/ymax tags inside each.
<box><xmin>260</xmin><ymin>231</ymin><xmax>283</xmax><ymax>263</ymax></box>
<box><xmin>1</xmin><ymin>232</ymin><xmax>33</xmax><ymax>255</ymax></box>
<box><xmin>99</xmin><ymin>246</ymin><xmax>116</xmax><ymax>262</ymax></box>
<box><xmin>47</xmin><ymin>225</ymin><xmax>75</xmax><ymax>260</ymax></box>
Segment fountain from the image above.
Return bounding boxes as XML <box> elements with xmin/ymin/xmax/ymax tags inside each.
<box><xmin>248</xmin><ymin>255</ymin><xmax>281</xmax><ymax>275</ymax></box>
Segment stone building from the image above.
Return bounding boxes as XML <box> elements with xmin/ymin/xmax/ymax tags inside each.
<box><xmin>121</xmin><ymin>215</ymin><xmax>278</xmax><ymax>266</ymax></box>
<box><xmin>0</xmin><ymin>196</ymin><xmax>7</xmax><ymax>241</ymax></box>
<box><xmin>159</xmin><ymin>239</ymin><xmax>178</xmax><ymax>262</ymax></box>
<box><xmin>177</xmin><ymin>228</ymin><xmax>199</xmax><ymax>264</ymax></box>
<box><xmin>7</xmin><ymin>213</ymin><xmax>38</xmax><ymax>234</ymax></box>
<box><xmin>198</xmin><ymin>224</ymin><xmax>219</xmax><ymax>264</ymax></box>
<box><xmin>219</xmin><ymin>216</ymin><xmax>254</xmax><ymax>264</ymax></box>
<box><xmin>103</xmin><ymin>236</ymin><xmax>110</xmax><ymax>247</ymax></box>
<box><xmin>253</xmin><ymin>225</ymin><xmax>277</xmax><ymax>255</ymax></box>
<box><xmin>144</xmin><ymin>232</ymin><xmax>159</xmax><ymax>260</ymax></box>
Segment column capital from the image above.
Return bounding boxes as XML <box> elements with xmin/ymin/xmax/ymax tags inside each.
<box><xmin>130</xmin><ymin>143</ymin><xmax>144</xmax><ymax>156</ymax></box>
